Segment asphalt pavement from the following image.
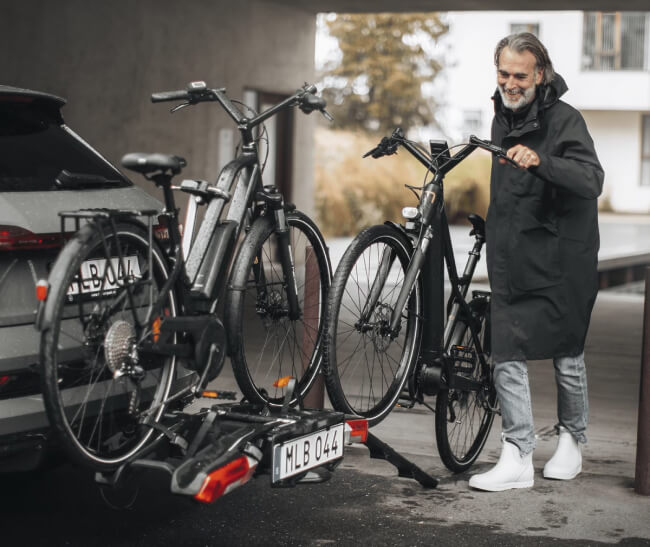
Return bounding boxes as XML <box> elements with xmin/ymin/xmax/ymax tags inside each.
<box><xmin>1</xmin><ymin>279</ymin><xmax>649</xmax><ymax>546</ymax></box>
<box><xmin>1</xmin><ymin>219</ymin><xmax>650</xmax><ymax>546</ymax></box>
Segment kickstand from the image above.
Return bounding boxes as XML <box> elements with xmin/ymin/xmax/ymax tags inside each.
<box><xmin>364</xmin><ymin>432</ymin><xmax>438</xmax><ymax>488</ymax></box>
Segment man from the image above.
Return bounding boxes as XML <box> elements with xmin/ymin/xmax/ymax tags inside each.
<box><xmin>469</xmin><ymin>33</ymin><xmax>604</xmax><ymax>492</ymax></box>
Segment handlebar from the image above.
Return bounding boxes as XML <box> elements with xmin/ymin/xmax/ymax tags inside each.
<box><xmin>150</xmin><ymin>81</ymin><xmax>333</xmax><ymax>125</ymax></box>
<box><xmin>363</xmin><ymin>130</ymin><xmax>519</xmax><ymax>171</ymax></box>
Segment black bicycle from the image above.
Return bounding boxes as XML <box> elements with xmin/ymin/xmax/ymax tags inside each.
<box><xmin>37</xmin><ymin>81</ymin><xmax>333</xmax><ymax>470</ymax></box>
<box><xmin>325</xmin><ymin>129</ymin><xmax>515</xmax><ymax>472</ymax></box>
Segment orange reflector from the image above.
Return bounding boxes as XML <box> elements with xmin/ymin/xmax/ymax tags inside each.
<box><xmin>152</xmin><ymin>316</ymin><xmax>162</xmax><ymax>342</ymax></box>
<box><xmin>35</xmin><ymin>279</ymin><xmax>48</xmax><ymax>301</ymax></box>
<box><xmin>194</xmin><ymin>456</ymin><xmax>257</xmax><ymax>503</ymax></box>
<box><xmin>345</xmin><ymin>419</ymin><xmax>369</xmax><ymax>444</ymax></box>
<box><xmin>273</xmin><ymin>376</ymin><xmax>292</xmax><ymax>388</ymax></box>
<box><xmin>202</xmin><ymin>391</ymin><xmax>219</xmax><ymax>399</ymax></box>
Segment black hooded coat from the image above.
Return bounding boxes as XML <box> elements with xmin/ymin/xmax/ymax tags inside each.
<box><xmin>486</xmin><ymin>74</ymin><xmax>604</xmax><ymax>363</ymax></box>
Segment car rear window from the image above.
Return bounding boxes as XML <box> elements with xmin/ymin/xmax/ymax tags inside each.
<box><xmin>0</xmin><ymin>101</ymin><xmax>131</xmax><ymax>192</ymax></box>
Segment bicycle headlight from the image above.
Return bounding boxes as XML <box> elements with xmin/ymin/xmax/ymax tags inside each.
<box><xmin>402</xmin><ymin>207</ymin><xmax>419</xmax><ymax>220</ymax></box>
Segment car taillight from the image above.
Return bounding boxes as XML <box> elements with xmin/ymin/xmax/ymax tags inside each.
<box><xmin>0</xmin><ymin>225</ymin><xmax>64</xmax><ymax>251</ymax></box>
<box><xmin>194</xmin><ymin>455</ymin><xmax>258</xmax><ymax>503</ymax></box>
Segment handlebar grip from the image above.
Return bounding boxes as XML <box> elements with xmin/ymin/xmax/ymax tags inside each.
<box><xmin>469</xmin><ymin>135</ymin><xmax>519</xmax><ymax>167</ymax></box>
<box><xmin>300</xmin><ymin>93</ymin><xmax>326</xmax><ymax>110</ymax></box>
<box><xmin>469</xmin><ymin>134</ymin><xmax>506</xmax><ymax>156</ymax></box>
<box><xmin>151</xmin><ymin>90</ymin><xmax>190</xmax><ymax>103</ymax></box>
<box><xmin>468</xmin><ymin>134</ymin><xmax>498</xmax><ymax>151</ymax></box>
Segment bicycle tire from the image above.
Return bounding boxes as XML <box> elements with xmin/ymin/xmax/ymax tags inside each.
<box><xmin>225</xmin><ymin>210</ymin><xmax>331</xmax><ymax>406</ymax></box>
<box><xmin>41</xmin><ymin>220</ymin><xmax>177</xmax><ymax>470</ymax></box>
<box><xmin>325</xmin><ymin>224</ymin><xmax>422</xmax><ymax>426</ymax></box>
<box><xmin>435</xmin><ymin>298</ymin><xmax>496</xmax><ymax>472</ymax></box>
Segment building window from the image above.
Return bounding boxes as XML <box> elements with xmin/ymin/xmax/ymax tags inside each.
<box><xmin>582</xmin><ymin>12</ymin><xmax>648</xmax><ymax>71</ymax></box>
<box><xmin>510</xmin><ymin>23</ymin><xmax>539</xmax><ymax>36</ymax></box>
<box><xmin>642</xmin><ymin>115</ymin><xmax>650</xmax><ymax>187</ymax></box>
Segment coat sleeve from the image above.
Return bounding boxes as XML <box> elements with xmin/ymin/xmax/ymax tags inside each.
<box><xmin>531</xmin><ymin>109</ymin><xmax>604</xmax><ymax>199</ymax></box>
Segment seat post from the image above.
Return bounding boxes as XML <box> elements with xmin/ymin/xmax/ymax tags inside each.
<box><xmin>151</xmin><ymin>173</ymin><xmax>182</xmax><ymax>246</ymax></box>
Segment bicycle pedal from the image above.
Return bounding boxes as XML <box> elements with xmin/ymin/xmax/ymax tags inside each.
<box><xmin>200</xmin><ymin>390</ymin><xmax>237</xmax><ymax>400</ymax></box>
<box><xmin>450</xmin><ymin>345</ymin><xmax>477</xmax><ymax>374</ymax></box>
<box><xmin>450</xmin><ymin>345</ymin><xmax>475</xmax><ymax>361</ymax></box>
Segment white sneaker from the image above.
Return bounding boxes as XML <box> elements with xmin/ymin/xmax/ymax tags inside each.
<box><xmin>469</xmin><ymin>440</ymin><xmax>534</xmax><ymax>491</ymax></box>
<box><xmin>543</xmin><ymin>426</ymin><xmax>582</xmax><ymax>480</ymax></box>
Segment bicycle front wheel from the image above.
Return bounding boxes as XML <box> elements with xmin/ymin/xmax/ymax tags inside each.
<box><xmin>225</xmin><ymin>210</ymin><xmax>331</xmax><ymax>406</ymax></box>
<box><xmin>41</xmin><ymin>220</ymin><xmax>177</xmax><ymax>471</ymax></box>
<box><xmin>325</xmin><ymin>225</ymin><xmax>422</xmax><ymax>426</ymax></box>
<box><xmin>435</xmin><ymin>297</ymin><xmax>496</xmax><ymax>472</ymax></box>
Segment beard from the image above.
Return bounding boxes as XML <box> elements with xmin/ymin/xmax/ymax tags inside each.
<box><xmin>498</xmin><ymin>82</ymin><xmax>537</xmax><ymax>111</ymax></box>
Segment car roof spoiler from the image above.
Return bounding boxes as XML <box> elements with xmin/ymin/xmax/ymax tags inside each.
<box><xmin>0</xmin><ymin>84</ymin><xmax>66</xmax><ymax>123</ymax></box>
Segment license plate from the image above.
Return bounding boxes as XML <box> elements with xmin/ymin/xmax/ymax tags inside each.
<box><xmin>67</xmin><ymin>256</ymin><xmax>141</xmax><ymax>300</ymax></box>
<box><xmin>272</xmin><ymin>423</ymin><xmax>344</xmax><ymax>483</ymax></box>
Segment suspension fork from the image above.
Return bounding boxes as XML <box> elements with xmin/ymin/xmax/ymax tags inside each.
<box><xmin>358</xmin><ymin>245</ymin><xmax>397</xmax><ymax>324</ymax></box>
<box><xmin>388</xmin><ymin>225</ymin><xmax>432</xmax><ymax>335</ymax></box>
<box><xmin>256</xmin><ymin>186</ymin><xmax>300</xmax><ymax>321</ymax></box>
<box><xmin>274</xmin><ymin>206</ymin><xmax>300</xmax><ymax>321</ymax></box>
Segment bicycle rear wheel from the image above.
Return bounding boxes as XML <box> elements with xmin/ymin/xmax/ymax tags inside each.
<box><xmin>325</xmin><ymin>225</ymin><xmax>422</xmax><ymax>426</ymax></box>
<box><xmin>41</xmin><ymin>220</ymin><xmax>177</xmax><ymax>471</ymax></box>
<box><xmin>435</xmin><ymin>297</ymin><xmax>496</xmax><ymax>472</ymax></box>
<box><xmin>225</xmin><ymin>210</ymin><xmax>331</xmax><ymax>406</ymax></box>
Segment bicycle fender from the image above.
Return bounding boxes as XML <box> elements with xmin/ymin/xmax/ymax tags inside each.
<box><xmin>36</xmin><ymin>233</ymin><xmax>87</xmax><ymax>333</ymax></box>
<box><xmin>382</xmin><ymin>221</ymin><xmax>415</xmax><ymax>252</ymax></box>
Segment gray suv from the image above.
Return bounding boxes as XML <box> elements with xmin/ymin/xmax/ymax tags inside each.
<box><xmin>0</xmin><ymin>85</ymin><xmax>163</xmax><ymax>471</ymax></box>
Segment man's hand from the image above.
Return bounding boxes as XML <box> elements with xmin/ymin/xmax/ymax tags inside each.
<box><xmin>499</xmin><ymin>144</ymin><xmax>540</xmax><ymax>169</ymax></box>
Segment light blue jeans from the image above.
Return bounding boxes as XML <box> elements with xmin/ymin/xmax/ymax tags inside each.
<box><xmin>494</xmin><ymin>352</ymin><xmax>588</xmax><ymax>456</ymax></box>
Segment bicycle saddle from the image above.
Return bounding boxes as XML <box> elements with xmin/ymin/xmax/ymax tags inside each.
<box><xmin>121</xmin><ymin>153</ymin><xmax>187</xmax><ymax>176</ymax></box>
<box><xmin>468</xmin><ymin>213</ymin><xmax>485</xmax><ymax>239</ymax></box>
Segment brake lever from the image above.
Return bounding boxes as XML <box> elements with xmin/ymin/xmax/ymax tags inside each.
<box><xmin>170</xmin><ymin>102</ymin><xmax>191</xmax><ymax>114</ymax></box>
<box><xmin>498</xmin><ymin>153</ymin><xmax>520</xmax><ymax>168</ymax></box>
<box><xmin>363</xmin><ymin>137</ymin><xmax>399</xmax><ymax>159</ymax></box>
<box><xmin>320</xmin><ymin>109</ymin><xmax>334</xmax><ymax>122</ymax></box>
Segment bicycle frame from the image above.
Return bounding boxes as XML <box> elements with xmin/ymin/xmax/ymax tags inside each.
<box><xmin>366</xmin><ymin>137</ymin><xmax>491</xmax><ymax>391</ymax></box>
<box><xmin>150</xmin><ymin>87</ymin><xmax>314</xmax><ymax>321</ymax></box>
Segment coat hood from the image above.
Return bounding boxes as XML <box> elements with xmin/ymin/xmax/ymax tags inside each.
<box><xmin>538</xmin><ymin>73</ymin><xmax>568</xmax><ymax>110</ymax></box>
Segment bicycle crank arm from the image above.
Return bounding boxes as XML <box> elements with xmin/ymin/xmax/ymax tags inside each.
<box><xmin>446</xmin><ymin>373</ymin><xmax>483</xmax><ymax>392</ymax></box>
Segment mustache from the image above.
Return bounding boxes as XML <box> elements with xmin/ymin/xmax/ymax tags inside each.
<box><xmin>502</xmin><ymin>85</ymin><xmax>523</xmax><ymax>95</ymax></box>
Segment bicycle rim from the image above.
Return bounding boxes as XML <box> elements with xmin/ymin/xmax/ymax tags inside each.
<box><xmin>42</xmin><ymin>222</ymin><xmax>176</xmax><ymax>469</ymax></box>
<box><xmin>435</xmin><ymin>318</ymin><xmax>495</xmax><ymax>472</ymax></box>
<box><xmin>229</xmin><ymin>212</ymin><xmax>330</xmax><ymax>406</ymax></box>
<box><xmin>327</xmin><ymin>226</ymin><xmax>421</xmax><ymax>425</ymax></box>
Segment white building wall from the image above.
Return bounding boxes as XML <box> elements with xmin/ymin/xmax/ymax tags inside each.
<box><xmin>583</xmin><ymin>111</ymin><xmax>650</xmax><ymax>213</ymax></box>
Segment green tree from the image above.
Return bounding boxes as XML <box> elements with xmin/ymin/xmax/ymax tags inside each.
<box><xmin>320</xmin><ymin>13</ymin><xmax>448</xmax><ymax>133</ymax></box>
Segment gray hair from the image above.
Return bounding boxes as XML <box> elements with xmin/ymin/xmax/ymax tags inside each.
<box><xmin>494</xmin><ymin>32</ymin><xmax>555</xmax><ymax>85</ymax></box>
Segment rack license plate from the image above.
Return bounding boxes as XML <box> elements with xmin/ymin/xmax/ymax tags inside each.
<box><xmin>272</xmin><ymin>423</ymin><xmax>344</xmax><ymax>483</ymax></box>
<box><xmin>67</xmin><ymin>256</ymin><xmax>141</xmax><ymax>300</ymax></box>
